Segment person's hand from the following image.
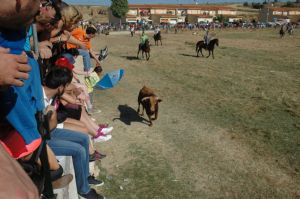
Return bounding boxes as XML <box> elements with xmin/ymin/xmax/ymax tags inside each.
<box><xmin>0</xmin><ymin>48</ymin><xmax>31</xmax><ymax>87</ymax></box>
<box><xmin>75</xmin><ymin>98</ymin><xmax>84</xmax><ymax>105</ymax></box>
<box><xmin>39</xmin><ymin>41</ymin><xmax>53</xmax><ymax>59</ymax></box>
<box><xmin>88</xmin><ymin>68</ymin><xmax>94</xmax><ymax>74</ymax></box>
<box><xmin>79</xmin><ymin>43</ymin><xmax>87</xmax><ymax>50</ymax></box>
<box><xmin>84</xmin><ymin>70</ymin><xmax>92</xmax><ymax>77</ymax></box>
<box><xmin>46</xmin><ymin>105</ymin><xmax>57</xmax><ymax>131</ymax></box>
<box><xmin>0</xmin><ymin>144</ymin><xmax>39</xmax><ymax>199</ymax></box>
<box><xmin>60</xmin><ymin>30</ymin><xmax>71</xmax><ymax>42</ymax></box>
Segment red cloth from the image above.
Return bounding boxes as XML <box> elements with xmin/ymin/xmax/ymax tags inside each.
<box><xmin>55</xmin><ymin>57</ymin><xmax>74</xmax><ymax>71</ymax></box>
<box><xmin>0</xmin><ymin>130</ymin><xmax>41</xmax><ymax>159</ymax></box>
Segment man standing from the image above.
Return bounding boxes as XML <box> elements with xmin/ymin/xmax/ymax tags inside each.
<box><xmin>130</xmin><ymin>25</ymin><xmax>135</xmax><ymax>37</ymax></box>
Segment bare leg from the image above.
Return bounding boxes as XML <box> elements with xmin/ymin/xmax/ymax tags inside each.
<box><xmin>63</xmin><ymin>121</ymin><xmax>90</xmax><ymax>135</ymax></box>
<box><xmin>36</xmin><ymin>145</ymin><xmax>60</xmax><ymax>170</ymax></box>
<box><xmin>61</xmin><ymin>120</ymin><xmax>95</xmax><ymax>155</ymax></box>
<box><xmin>80</xmin><ymin>109</ymin><xmax>100</xmax><ymax>131</ymax></box>
<box><xmin>47</xmin><ymin>145</ymin><xmax>60</xmax><ymax>170</ymax></box>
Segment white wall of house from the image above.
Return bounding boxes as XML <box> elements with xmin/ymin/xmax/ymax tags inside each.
<box><xmin>273</xmin><ymin>11</ymin><xmax>282</xmax><ymax>15</ymax></box>
<box><xmin>229</xmin><ymin>17</ymin><xmax>242</xmax><ymax>22</ymax></box>
<box><xmin>167</xmin><ymin>9</ymin><xmax>176</xmax><ymax>15</ymax></box>
<box><xmin>289</xmin><ymin>11</ymin><xmax>300</xmax><ymax>15</ymax></box>
<box><xmin>187</xmin><ymin>10</ymin><xmax>218</xmax><ymax>16</ymax></box>
<box><xmin>187</xmin><ymin>10</ymin><xmax>200</xmax><ymax>14</ymax></box>
<box><xmin>198</xmin><ymin>17</ymin><xmax>213</xmax><ymax>23</ymax></box>
<box><xmin>151</xmin><ymin>9</ymin><xmax>167</xmax><ymax>14</ymax></box>
<box><xmin>128</xmin><ymin>9</ymin><xmax>138</xmax><ymax>15</ymax></box>
<box><xmin>177</xmin><ymin>9</ymin><xmax>187</xmax><ymax>16</ymax></box>
<box><xmin>218</xmin><ymin>10</ymin><xmax>237</xmax><ymax>15</ymax></box>
<box><xmin>126</xmin><ymin>18</ymin><xmax>138</xmax><ymax>23</ymax></box>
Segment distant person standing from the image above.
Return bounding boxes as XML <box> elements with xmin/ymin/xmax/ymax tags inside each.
<box><xmin>130</xmin><ymin>25</ymin><xmax>135</xmax><ymax>37</ymax></box>
<box><xmin>175</xmin><ymin>25</ymin><xmax>178</xmax><ymax>34</ymax></box>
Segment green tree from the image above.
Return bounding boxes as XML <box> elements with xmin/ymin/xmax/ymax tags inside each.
<box><xmin>110</xmin><ymin>0</ymin><xmax>128</xmax><ymax>24</ymax></box>
<box><xmin>243</xmin><ymin>1</ymin><xmax>249</xmax><ymax>6</ymax></box>
<box><xmin>284</xmin><ymin>1</ymin><xmax>294</xmax><ymax>7</ymax></box>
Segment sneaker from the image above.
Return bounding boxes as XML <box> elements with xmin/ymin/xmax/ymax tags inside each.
<box><xmin>101</xmin><ymin>127</ymin><xmax>113</xmax><ymax>134</ymax></box>
<box><xmin>89</xmin><ymin>152</ymin><xmax>101</xmax><ymax>162</ymax></box>
<box><xmin>88</xmin><ymin>175</ymin><xmax>104</xmax><ymax>187</ymax></box>
<box><xmin>79</xmin><ymin>188</ymin><xmax>105</xmax><ymax>199</ymax></box>
<box><xmin>93</xmin><ymin>127</ymin><xmax>113</xmax><ymax>139</ymax></box>
<box><xmin>52</xmin><ymin>174</ymin><xmax>73</xmax><ymax>190</ymax></box>
<box><xmin>98</xmin><ymin>123</ymin><xmax>109</xmax><ymax>128</ymax></box>
<box><xmin>94</xmin><ymin>134</ymin><xmax>112</xmax><ymax>143</ymax></box>
<box><xmin>92</xmin><ymin>109</ymin><xmax>102</xmax><ymax>114</ymax></box>
<box><xmin>94</xmin><ymin>150</ymin><xmax>106</xmax><ymax>159</ymax></box>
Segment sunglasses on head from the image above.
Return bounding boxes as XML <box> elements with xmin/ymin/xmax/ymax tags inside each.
<box><xmin>41</xmin><ymin>0</ymin><xmax>58</xmax><ymax>7</ymax></box>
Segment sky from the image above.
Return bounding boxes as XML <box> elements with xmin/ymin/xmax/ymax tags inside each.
<box><xmin>64</xmin><ymin>0</ymin><xmax>277</xmax><ymax>6</ymax></box>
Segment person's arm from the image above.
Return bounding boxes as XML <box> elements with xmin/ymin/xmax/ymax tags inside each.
<box><xmin>45</xmin><ymin>105</ymin><xmax>57</xmax><ymax>131</ymax></box>
<box><xmin>49</xmin><ymin>30</ymin><xmax>71</xmax><ymax>44</ymax></box>
<box><xmin>67</xmin><ymin>36</ymin><xmax>87</xmax><ymax>50</ymax></box>
<box><xmin>61</xmin><ymin>92</ymin><xmax>83</xmax><ymax>105</ymax></box>
<box><xmin>50</xmin><ymin>20</ymin><xmax>64</xmax><ymax>37</ymax></box>
<box><xmin>73</xmin><ymin>68</ymin><xmax>91</xmax><ymax>76</ymax></box>
<box><xmin>0</xmin><ymin>144</ymin><xmax>39</xmax><ymax>199</ymax></box>
<box><xmin>38</xmin><ymin>41</ymin><xmax>52</xmax><ymax>59</ymax></box>
<box><xmin>89</xmin><ymin>49</ymin><xmax>101</xmax><ymax>66</ymax></box>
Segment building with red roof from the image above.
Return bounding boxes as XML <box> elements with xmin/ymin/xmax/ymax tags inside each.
<box><xmin>109</xmin><ymin>4</ymin><xmax>238</xmax><ymax>24</ymax></box>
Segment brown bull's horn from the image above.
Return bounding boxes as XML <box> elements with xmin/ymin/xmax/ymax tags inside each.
<box><xmin>141</xmin><ymin>96</ymin><xmax>150</xmax><ymax>102</ymax></box>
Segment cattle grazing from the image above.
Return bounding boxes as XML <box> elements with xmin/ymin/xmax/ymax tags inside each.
<box><xmin>137</xmin><ymin>86</ymin><xmax>162</xmax><ymax>126</ymax></box>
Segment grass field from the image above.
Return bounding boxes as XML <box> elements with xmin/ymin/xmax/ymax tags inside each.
<box><xmin>90</xmin><ymin>28</ymin><xmax>300</xmax><ymax>199</ymax></box>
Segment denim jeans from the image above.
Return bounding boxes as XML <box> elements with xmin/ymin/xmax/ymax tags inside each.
<box><xmin>78</xmin><ymin>49</ymin><xmax>92</xmax><ymax>72</ymax></box>
<box><xmin>47</xmin><ymin>128</ymin><xmax>90</xmax><ymax>195</ymax></box>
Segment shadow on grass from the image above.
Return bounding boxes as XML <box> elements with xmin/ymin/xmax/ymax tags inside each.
<box><xmin>113</xmin><ymin>104</ymin><xmax>149</xmax><ymax>126</ymax></box>
<box><xmin>121</xmin><ymin>56</ymin><xmax>139</xmax><ymax>60</ymax></box>
<box><xmin>179</xmin><ymin>53</ymin><xmax>199</xmax><ymax>58</ymax></box>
